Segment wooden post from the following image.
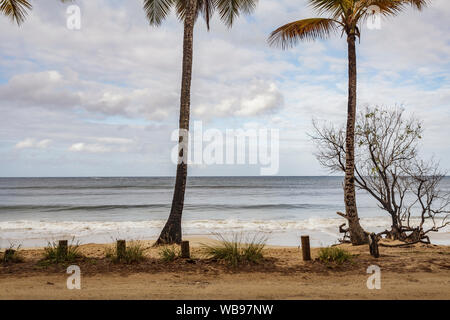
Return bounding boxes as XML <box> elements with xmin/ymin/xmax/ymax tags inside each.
<box><xmin>368</xmin><ymin>233</ymin><xmax>379</xmax><ymax>258</ymax></box>
<box><xmin>57</xmin><ymin>240</ymin><xmax>68</xmax><ymax>259</ymax></box>
<box><xmin>117</xmin><ymin>240</ymin><xmax>126</xmax><ymax>260</ymax></box>
<box><xmin>181</xmin><ymin>241</ymin><xmax>190</xmax><ymax>258</ymax></box>
<box><xmin>301</xmin><ymin>236</ymin><xmax>311</xmax><ymax>261</ymax></box>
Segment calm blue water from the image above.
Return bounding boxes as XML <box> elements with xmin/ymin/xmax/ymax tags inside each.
<box><xmin>0</xmin><ymin>177</ymin><xmax>449</xmax><ymax>247</ymax></box>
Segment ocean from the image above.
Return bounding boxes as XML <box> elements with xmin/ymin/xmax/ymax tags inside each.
<box><xmin>0</xmin><ymin>176</ymin><xmax>449</xmax><ymax>247</ymax></box>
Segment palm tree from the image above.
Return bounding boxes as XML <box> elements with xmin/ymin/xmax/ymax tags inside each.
<box><xmin>268</xmin><ymin>0</ymin><xmax>429</xmax><ymax>245</ymax></box>
<box><xmin>144</xmin><ymin>0</ymin><xmax>259</xmax><ymax>245</ymax></box>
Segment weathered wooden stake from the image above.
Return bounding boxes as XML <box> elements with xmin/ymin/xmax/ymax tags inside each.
<box><xmin>181</xmin><ymin>241</ymin><xmax>190</xmax><ymax>258</ymax></box>
<box><xmin>58</xmin><ymin>240</ymin><xmax>68</xmax><ymax>259</ymax></box>
<box><xmin>368</xmin><ymin>233</ymin><xmax>379</xmax><ymax>258</ymax></box>
<box><xmin>117</xmin><ymin>240</ymin><xmax>126</xmax><ymax>260</ymax></box>
<box><xmin>301</xmin><ymin>236</ymin><xmax>311</xmax><ymax>261</ymax></box>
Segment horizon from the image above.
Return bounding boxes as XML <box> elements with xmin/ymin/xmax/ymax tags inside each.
<box><xmin>1</xmin><ymin>175</ymin><xmax>449</xmax><ymax>178</ymax></box>
<box><xmin>0</xmin><ymin>175</ymin><xmax>342</xmax><ymax>178</ymax></box>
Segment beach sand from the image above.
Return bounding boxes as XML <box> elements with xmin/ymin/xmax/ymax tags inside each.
<box><xmin>1</xmin><ymin>237</ymin><xmax>449</xmax><ymax>300</ymax></box>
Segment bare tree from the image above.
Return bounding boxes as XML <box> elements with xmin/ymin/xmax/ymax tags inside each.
<box><xmin>312</xmin><ymin>106</ymin><xmax>449</xmax><ymax>244</ymax></box>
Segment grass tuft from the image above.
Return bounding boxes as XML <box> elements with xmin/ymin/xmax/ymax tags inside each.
<box><xmin>317</xmin><ymin>246</ymin><xmax>352</xmax><ymax>264</ymax></box>
<box><xmin>105</xmin><ymin>241</ymin><xmax>146</xmax><ymax>264</ymax></box>
<box><xmin>1</xmin><ymin>244</ymin><xmax>24</xmax><ymax>263</ymax></box>
<box><xmin>40</xmin><ymin>240</ymin><xmax>82</xmax><ymax>265</ymax></box>
<box><xmin>202</xmin><ymin>233</ymin><xmax>267</xmax><ymax>267</ymax></box>
<box><xmin>158</xmin><ymin>245</ymin><xmax>180</xmax><ymax>262</ymax></box>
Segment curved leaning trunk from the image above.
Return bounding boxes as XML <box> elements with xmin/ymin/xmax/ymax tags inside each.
<box><xmin>343</xmin><ymin>34</ymin><xmax>368</xmax><ymax>245</ymax></box>
<box><xmin>155</xmin><ymin>0</ymin><xmax>196</xmax><ymax>245</ymax></box>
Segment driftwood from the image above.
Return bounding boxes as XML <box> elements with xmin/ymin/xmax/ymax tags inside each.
<box><xmin>337</xmin><ymin>217</ymin><xmax>379</xmax><ymax>257</ymax></box>
<box><xmin>337</xmin><ymin>217</ymin><xmax>351</xmax><ymax>243</ymax></box>
<box><xmin>378</xmin><ymin>240</ymin><xmax>424</xmax><ymax>248</ymax></box>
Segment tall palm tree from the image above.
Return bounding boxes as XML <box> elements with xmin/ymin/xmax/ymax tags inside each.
<box><xmin>268</xmin><ymin>0</ymin><xmax>429</xmax><ymax>245</ymax></box>
<box><xmin>144</xmin><ymin>0</ymin><xmax>259</xmax><ymax>245</ymax></box>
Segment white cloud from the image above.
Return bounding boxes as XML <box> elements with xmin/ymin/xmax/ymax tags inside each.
<box><xmin>94</xmin><ymin>137</ymin><xmax>134</xmax><ymax>145</ymax></box>
<box><xmin>69</xmin><ymin>143</ymin><xmax>111</xmax><ymax>153</ymax></box>
<box><xmin>194</xmin><ymin>81</ymin><xmax>284</xmax><ymax>118</ymax></box>
<box><xmin>14</xmin><ymin>138</ymin><xmax>35</xmax><ymax>149</ymax></box>
<box><xmin>14</xmin><ymin>138</ymin><xmax>52</xmax><ymax>149</ymax></box>
<box><xmin>68</xmin><ymin>137</ymin><xmax>136</xmax><ymax>153</ymax></box>
<box><xmin>0</xmin><ymin>0</ymin><xmax>449</xmax><ymax>176</ymax></box>
<box><xmin>36</xmin><ymin>139</ymin><xmax>52</xmax><ymax>148</ymax></box>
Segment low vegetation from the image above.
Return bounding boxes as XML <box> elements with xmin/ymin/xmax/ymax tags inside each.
<box><xmin>40</xmin><ymin>240</ymin><xmax>82</xmax><ymax>265</ymax></box>
<box><xmin>105</xmin><ymin>241</ymin><xmax>146</xmax><ymax>264</ymax></box>
<box><xmin>1</xmin><ymin>245</ymin><xmax>24</xmax><ymax>264</ymax></box>
<box><xmin>317</xmin><ymin>247</ymin><xmax>353</xmax><ymax>264</ymax></box>
<box><xmin>158</xmin><ymin>245</ymin><xmax>180</xmax><ymax>262</ymax></box>
<box><xmin>202</xmin><ymin>233</ymin><xmax>267</xmax><ymax>267</ymax></box>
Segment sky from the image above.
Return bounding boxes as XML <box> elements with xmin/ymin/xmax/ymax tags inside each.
<box><xmin>0</xmin><ymin>0</ymin><xmax>449</xmax><ymax>177</ymax></box>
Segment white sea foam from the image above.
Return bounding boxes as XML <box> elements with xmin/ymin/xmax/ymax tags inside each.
<box><xmin>1</xmin><ymin>217</ymin><xmax>448</xmax><ymax>247</ymax></box>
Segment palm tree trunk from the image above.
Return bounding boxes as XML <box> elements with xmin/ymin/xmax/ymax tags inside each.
<box><xmin>343</xmin><ymin>34</ymin><xmax>368</xmax><ymax>245</ymax></box>
<box><xmin>155</xmin><ymin>0</ymin><xmax>196</xmax><ymax>245</ymax></box>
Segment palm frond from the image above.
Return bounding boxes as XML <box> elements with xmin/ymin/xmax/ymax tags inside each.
<box><xmin>360</xmin><ymin>0</ymin><xmax>429</xmax><ymax>14</ymax></box>
<box><xmin>143</xmin><ymin>0</ymin><xmax>175</xmax><ymax>26</ymax></box>
<box><xmin>268</xmin><ymin>18</ymin><xmax>339</xmax><ymax>49</ymax></box>
<box><xmin>399</xmin><ymin>0</ymin><xmax>429</xmax><ymax>10</ymax></box>
<box><xmin>214</xmin><ymin>0</ymin><xmax>258</xmax><ymax>28</ymax></box>
<box><xmin>0</xmin><ymin>0</ymin><xmax>32</xmax><ymax>25</ymax></box>
<box><xmin>199</xmin><ymin>0</ymin><xmax>214</xmax><ymax>29</ymax></box>
<box><xmin>355</xmin><ymin>0</ymin><xmax>429</xmax><ymax>24</ymax></box>
<box><xmin>175</xmin><ymin>0</ymin><xmax>213</xmax><ymax>30</ymax></box>
<box><xmin>308</xmin><ymin>0</ymin><xmax>347</xmax><ymax>19</ymax></box>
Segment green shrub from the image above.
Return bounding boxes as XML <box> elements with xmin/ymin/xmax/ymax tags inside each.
<box><xmin>158</xmin><ymin>246</ymin><xmax>179</xmax><ymax>262</ymax></box>
<box><xmin>105</xmin><ymin>241</ymin><xmax>146</xmax><ymax>264</ymax></box>
<box><xmin>202</xmin><ymin>233</ymin><xmax>267</xmax><ymax>267</ymax></box>
<box><xmin>318</xmin><ymin>246</ymin><xmax>352</xmax><ymax>264</ymax></box>
<box><xmin>40</xmin><ymin>240</ymin><xmax>82</xmax><ymax>265</ymax></box>
<box><xmin>1</xmin><ymin>245</ymin><xmax>24</xmax><ymax>263</ymax></box>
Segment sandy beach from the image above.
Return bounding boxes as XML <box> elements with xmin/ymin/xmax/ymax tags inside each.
<box><xmin>1</xmin><ymin>237</ymin><xmax>449</xmax><ymax>300</ymax></box>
